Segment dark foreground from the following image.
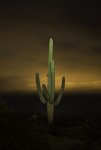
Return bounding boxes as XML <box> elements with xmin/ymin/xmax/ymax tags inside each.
<box><xmin>0</xmin><ymin>112</ymin><xmax>101</xmax><ymax>150</ymax></box>
<box><xmin>0</xmin><ymin>92</ymin><xmax>101</xmax><ymax>149</ymax></box>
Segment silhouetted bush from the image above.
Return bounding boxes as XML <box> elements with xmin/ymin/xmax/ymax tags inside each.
<box><xmin>0</xmin><ymin>100</ymin><xmax>9</xmax><ymax>114</ymax></box>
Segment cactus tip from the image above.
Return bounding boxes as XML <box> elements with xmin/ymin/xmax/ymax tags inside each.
<box><xmin>49</xmin><ymin>38</ymin><xmax>53</xmax><ymax>43</ymax></box>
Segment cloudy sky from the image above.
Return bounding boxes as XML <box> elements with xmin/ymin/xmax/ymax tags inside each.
<box><xmin>0</xmin><ymin>0</ymin><xmax>101</xmax><ymax>92</ymax></box>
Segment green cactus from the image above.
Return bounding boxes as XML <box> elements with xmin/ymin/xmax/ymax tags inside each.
<box><xmin>35</xmin><ymin>38</ymin><xmax>65</xmax><ymax>124</ymax></box>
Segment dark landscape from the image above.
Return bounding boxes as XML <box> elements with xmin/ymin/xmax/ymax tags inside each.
<box><xmin>0</xmin><ymin>0</ymin><xmax>101</xmax><ymax>149</ymax></box>
<box><xmin>0</xmin><ymin>92</ymin><xmax>101</xmax><ymax>150</ymax></box>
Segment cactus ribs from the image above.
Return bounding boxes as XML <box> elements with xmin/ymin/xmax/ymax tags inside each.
<box><xmin>35</xmin><ymin>38</ymin><xmax>65</xmax><ymax>124</ymax></box>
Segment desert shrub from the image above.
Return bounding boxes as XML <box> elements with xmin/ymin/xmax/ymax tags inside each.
<box><xmin>0</xmin><ymin>112</ymin><xmax>50</xmax><ymax>150</ymax></box>
<box><xmin>0</xmin><ymin>100</ymin><xmax>9</xmax><ymax>114</ymax></box>
<box><xmin>68</xmin><ymin>142</ymin><xmax>97</xmax><ymax>150</ymax></box>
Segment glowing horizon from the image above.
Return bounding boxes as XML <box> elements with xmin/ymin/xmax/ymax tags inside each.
<box><xmin>0</xmin><ymin>5</ymin><xmax>101</xmax><ymax>93</ymax></box>
<box><xmin>0</xmin><ymin>72</ymin><xmax>101</xmax><ymax>92</ymax></box>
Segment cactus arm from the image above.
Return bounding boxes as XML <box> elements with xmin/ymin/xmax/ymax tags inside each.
<box><xmin>42</xmin><ymin>84</ymin><xmax>50</xmax><ymax>100</ymax></box>
<box><xmin>35</xmin><ymin>73</ymin><xmax>46</xmax><ymax>104</ymax></box>
<box><xmin>55</xmin><ymin>76</ymin><xmax>65</xmax><ymax>106</ymax></box>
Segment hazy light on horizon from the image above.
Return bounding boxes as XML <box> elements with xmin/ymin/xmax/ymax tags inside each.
<box><xmin>0</xmin><ymin>1</ymin><xmax>101</xmax><ymax>93</ymax></box>
<box><xmin>0</xmin><ymin>72</ymin><xmax>101</xmax><ymax>93</ymax></box>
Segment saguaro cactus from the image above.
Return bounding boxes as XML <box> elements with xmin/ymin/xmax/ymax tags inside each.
<box><xmin>35</xmin><ymin>38</ymin><xmax>65</xmax><ymax>124</ymax></box>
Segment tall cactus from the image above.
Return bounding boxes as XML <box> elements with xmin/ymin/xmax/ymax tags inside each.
<box><xmin>35</xmin><ymin>38</ymin><xmax>65</xmax><ymax>124</ymax></box>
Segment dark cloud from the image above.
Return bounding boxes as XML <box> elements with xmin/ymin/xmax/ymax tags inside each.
<box><xmin>56</xmin><ymin>41</ymin><xmax>77</xmax><ymax>51</ymax></box>
<box><xmin>93</xmin><ymin>46</ymin><xmax>101</xmax><ymax>53</ymax></box>
<box><xmin>0</xmin><ymin>48</ymin><xmax>14</xmax><ymax>58</ymax></box>
<box><xmin>0</xmin><ymin>0</ymin><xmax>101</xmax><ymax>92</ymax></box>
<box><xmin>0</xmin><ymin>0</ymin><xmax>101</xmax><ymax>28</ymax></box>
<box><xmin>0</xmin><ymin>76</ymin><xmax>30</xmax><ymax>92</ymax></box>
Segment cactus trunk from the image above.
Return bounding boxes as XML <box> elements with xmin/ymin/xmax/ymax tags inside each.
<box><xmin>35</xmin><ymin>38</ymin><xmax>65</xmax><ymax>124</ymax></box>
<box><xmin>47</xmin><ymin>102</ymin><xmax>54</xmax><ymax>124</ymax></box>
<box><xmin>48</xmin><ymin>39</ymin><xmax>55</xmax><ymax>103</ymax></box>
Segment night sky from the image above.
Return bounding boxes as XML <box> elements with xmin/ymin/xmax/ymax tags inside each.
<box><xmin>0</xmin><ymin>0</ymin><xmax>101</xmax><ymax>93</ymax></box>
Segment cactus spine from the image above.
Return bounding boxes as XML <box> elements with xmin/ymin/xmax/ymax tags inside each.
<box><xmin>35</xmin><ymin>38</ymin><xmax>65</xmax><ymax>124</ymax></box>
